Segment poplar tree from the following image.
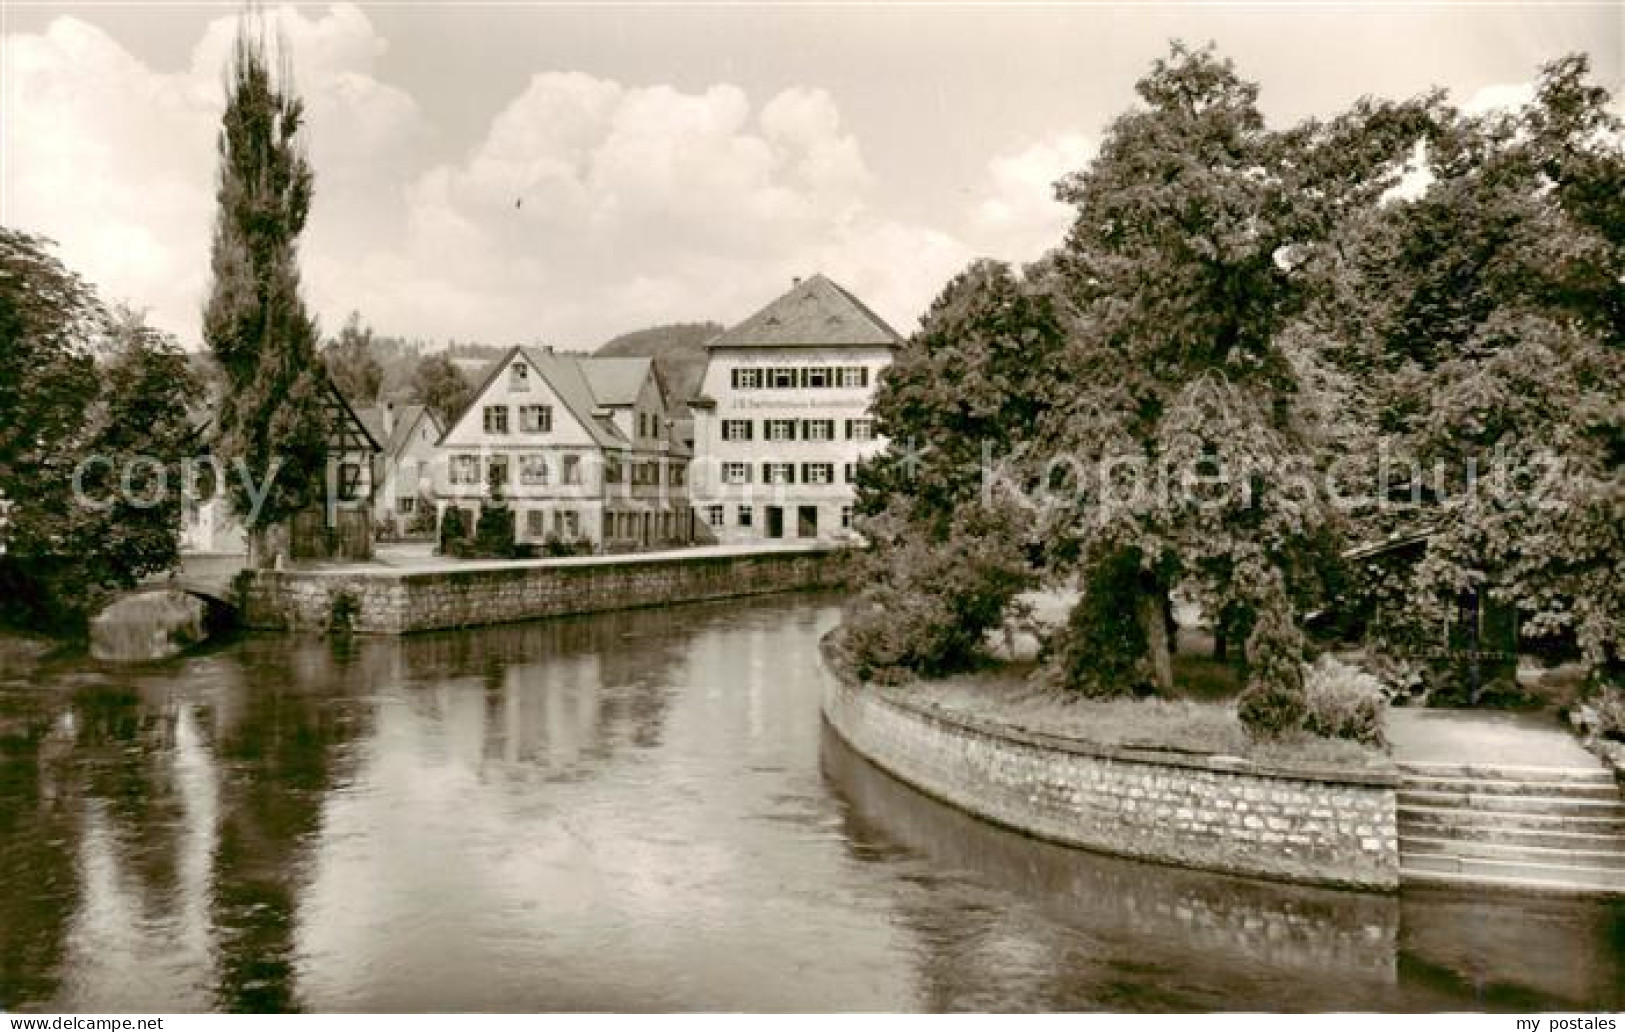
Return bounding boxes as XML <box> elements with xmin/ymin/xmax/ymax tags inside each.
<box><xmin>202</xmin><ymin>17</ymin><xmax>331</xmax><ymax>565</ymax></box>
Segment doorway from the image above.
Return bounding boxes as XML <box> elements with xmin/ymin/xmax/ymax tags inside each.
<box><xmin>766</xmin><ymin>506</ymin><xmax>784</xmax><ymax>539</ymax></box>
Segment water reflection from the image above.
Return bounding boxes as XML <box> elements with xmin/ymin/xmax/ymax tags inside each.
<box><xmin>0</xmin><ymin>594</ymin><xmax>1619</xmax><ymax>1012</ymax></box>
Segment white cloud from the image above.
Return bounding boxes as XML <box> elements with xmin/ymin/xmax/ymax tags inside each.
<box><xmin>363</xmin><ymin>72</ymin><xmax>966</xmax><ymax>342</ymax></box>
<box><xmin>971</xmin><ymin>131</ymin><xmax>1094</xmax><ymax>262</ymax></box>
<box><xmin>1461</xmin><ymin>81</ymin><xmax>1537</xmax><ymax>117</ymax></box>
<box><xmin>1379</xmin><ymin>138</ymin><xmax>1436</xmax><ymax>205</ymax></box>
<box><xmin>6</xmin><ymin>4</ymin><xmax>1104</xmax><ymax>347</ymax></box>
<box><xmin>3</xmin><ymin>4</ymin><xmax>425</xmax><ymax>343</ymax></box>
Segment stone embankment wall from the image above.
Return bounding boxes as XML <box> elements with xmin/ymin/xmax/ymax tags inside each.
<box><xmin>239</xmin><ymin>545</ymin><xmax>846</xmax><ymax>635</ymax></box>
<box><xmin>822</xmin><ymin>669</ymin><xmax>1400</xmax><ymax>891</ymax></box>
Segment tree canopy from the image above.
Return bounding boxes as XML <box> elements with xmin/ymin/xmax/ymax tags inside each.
<box><xmin>202</xmin><ymin>18</ymin><xmax>331</xmax><ymax>560</ymax></box>
<box><xmin>0</xmin><ymin>230</ymin><xmax>197</xmax><ymax>628</ymax></box>
<box><xmin>845</xmin><ymin>43</ymin><xmax>1622</xmax><ymax>732</ymax></box>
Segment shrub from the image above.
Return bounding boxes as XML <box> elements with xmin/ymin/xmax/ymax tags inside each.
<box><xmin>438</xmin><ymin>506</ymin><xmax>469</xmax><ymax>554</ymax></box>
<box><xmin>541</xmin><ymin>533</ymin><xmax>592</xmax><ymax>558</ymax></box>
<box><xmin>1593</xmin><ymin>686</ymin><xmax>1625</xmax><ymax>743</ymax></box>
<box><xmin>842</xmin><ymin>507</ymin><xmax>1033</xmax><ymax>684</ymax></box>
<box><xmin>473</xmin><ymin>503</ymin><xmax>515</xmax><ymax>557</ymax></box>
<box><xmin>1303</xmin><ymin>656</ymin><xmax>1387</xmax><ymax>746</ymax></box>
<box><xmin>1038</xmin><ymin>547</ymin><xmax>1161</xmax><ymax>698</ymax></box>
<box><xmin>407</xmin><ymin>493</ymin><xmax>439</xmax><ymax>536</ymax></box>
<box><xmin>1237</xmin><ymin>597</ymin><xmax>1308</xmax><ymax>739</ymax></box>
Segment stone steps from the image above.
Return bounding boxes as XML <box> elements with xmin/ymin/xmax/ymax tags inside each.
<box><xmin>1399</xmin><ymin>774</ymin><xmax>1621</xmax><ymax>800</ymax></box>
<box><xmin>1399</xmin><ymin>789</ymin><xmax>1625</xmax><ymax>818</ymax></box>
<box><xmin>1399</xmin><ymin>864</ymin><xmax>1625</xmax><ymax>896</ymax></box>
<box><xmin>1397</xmin><ymin>762</ymin><xmax>1625</xmax><ymax>895</ymax></box>
<box><xmin>1400</xmin><ymin>803</ymin><xmax>1625</xmax><ymax>835</ymax></box>
<box><xmin>1397</xmin><ymin>761</ymin><xmax>1615</xmax><ymax>785</ymax></box>
<box><xmin>1402</xmin><ymin>833</ymin><xmax>1625</xmax><ymax>869</ymax></box>
<box><xmin>1399</xmin><ymin>812</ymin><xmax>1625</xmax><ymax>852</ymax></box>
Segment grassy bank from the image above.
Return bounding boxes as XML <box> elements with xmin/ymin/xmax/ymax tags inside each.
<box><xmin>872</xmin><ymin>662</ymin><xmax>1391</xmax><ymax>771</ymax></box>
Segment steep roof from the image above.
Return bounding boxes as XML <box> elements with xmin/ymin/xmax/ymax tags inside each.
<box><xmin>357</xmin><ymin>403</ymin><xmax>439</xmax><ymax>457</ymax></box>
<box><xmin>579</xmin><ymin>357</ymin><xmax>654</xmax><ymax>407</ymax></box>
<box><xmin>521</xmin><ymin>348</ymin><xmax>630</xmax><ymax>449</ymax></box>
<box><xmin>707</xmin><ymin>273</ymin><xmax>902</xmax><ymax>349</ymax></box>
<box><xmin>442</xmin><ymin>345</ymin><xmax>700</xmax><ymax>454</ymax></box>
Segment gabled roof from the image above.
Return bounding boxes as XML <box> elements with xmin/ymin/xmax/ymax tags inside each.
<box><xmin>441</xmin><ymin>345</ymin><xmax>681</xmax><ymax>451</ymax></box>
<box><xmin>357</xmin><ymin>403</ymin><xmax>440</xmax><ymax>457</ymax></box>
<box><xmin>324</xmin><ymin>377</ymin><xmax>383</xmax><ymax>454</ymax></box>
<box><xmin>707</xmin><ymin>273</ymin><xmax>903</xmax><ymax>349</ymax></box>
<box><xmin>579</xmin><ymin>357</ymin><xmax>654</xmax><ymax>408</ymax></box>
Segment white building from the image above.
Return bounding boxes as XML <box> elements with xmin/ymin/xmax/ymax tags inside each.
<box><xmin>357</xmin><ymin>402</ymin><xmax>445</xmax><ymax>536</ymax></box>
<box><xmin>434</xmin><ymin>346</ymin><xmax>693</xmax><ymax>551</ymax></box>
<box><xmin>690</xmin><ymin>274</ymin><xmax>900</xmax><ymax>542</ymax></box>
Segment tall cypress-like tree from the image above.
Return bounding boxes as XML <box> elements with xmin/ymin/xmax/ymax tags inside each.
<box><xmin>203</xmin><ymin>17</ymin><xmax>331</xmax><ymax>565</ymax></box>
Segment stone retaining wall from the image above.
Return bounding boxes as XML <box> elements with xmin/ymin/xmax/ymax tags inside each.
<box><xmin>239</xmin><ymin>545</ymin><xmax>846</xmax><ymax>634</ymax></box>
<box><xmin>823</xmin><ymin>670</ymin><xmax>1400</xmax><ymax>891</ymax></box>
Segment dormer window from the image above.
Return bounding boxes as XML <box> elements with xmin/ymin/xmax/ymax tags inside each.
<box><xmin>511</xmin><ymin>362</ymin><xmax>530</xmax><ymax>391</ymax></box>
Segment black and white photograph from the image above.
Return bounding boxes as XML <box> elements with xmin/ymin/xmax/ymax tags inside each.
<box><xmin>0</xmin><ymin>0</ymin><xmax>1621</xmax><ymax>1018</ymax></box>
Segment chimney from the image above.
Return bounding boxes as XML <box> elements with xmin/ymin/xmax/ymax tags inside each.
<box><xmin>383</xmin><ymin>401</ymin><xmax>395</xmax><ymax>438</ymax></box>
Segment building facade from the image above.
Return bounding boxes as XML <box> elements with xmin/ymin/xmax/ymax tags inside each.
<box><xmin>357</xmin><ymin>402</ymin><xmax>445</xmax><ymax>537</ymax></box>
<box><xmin>181</xmin><ymin>376</ymin><xmax>381</xmax><ymax>560</ymax></box>
<box><xmin>433</xmin><ymin>346</ymin><xmax>693</xmax><ymax>551</ymax></box>
<box><xmin>690</xmin><ymin>274</ymin><xmax>900</xmax><ymax>543</ymax></box>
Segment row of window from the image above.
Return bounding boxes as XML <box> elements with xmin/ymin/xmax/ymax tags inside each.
<box><xmin>729</xmin><ymin>366</ymin><xmax>871</xmax><ymax>391</ymax></box>
<box><xmin>484</xmin><ymin>404</ymin><xmax>553</xmax><ymax>434</ymax></box>
<box><xmin>449</xmin><ymin>453</ymin><xmax>687</xmax><ymax>487</ymax></box>
<box><xmin>720</xmin><ymin>462</ymin><xmax>858</xmax><ymax>486</ymax></box>
<box><xmin>445</xmin><ymin>505</ymin><xmax>690</xmax><ymax>543</ymax></box>
<box><xmin>721</xmin><ymin>418</ymin><xmax>874</xmax><ymax>442</ymax></box>
<box><xmin>703</xmin><ymin>504</ymin><xmax>854</xmax><ymax>530</ymax></box>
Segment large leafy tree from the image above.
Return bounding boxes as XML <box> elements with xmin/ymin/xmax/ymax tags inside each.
<box><xmin>0</xmin><ymin>231</ymin><xmax>197</xmax><ymax>628</ymax></box>
<box><xmin>858</xmin><ymin>258</ymin><xmax>1068</xmax><ymax>532</ymax></box>
<box><xmin>843</xmin><ymin>260</ymin><xmax>1062</xmax><ymax>679</ymax></box>
<box><xmin>1034</xmin><ymin>44</ymin><xmax>1431</xmax><ymax>713</ymax></box>
<box><xmin>202</xmin><ymin>19</ymin><xmax>332</xmax><ymax>564</ymax></box>
<box><xmin>1324</xmin><ymin>56</ymin><xmax>1624</xmax><ymax>683</ymax></box>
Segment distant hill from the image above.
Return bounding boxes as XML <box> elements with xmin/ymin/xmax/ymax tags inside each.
<box><xmin>596</xmin><ymin>322</ymin><xmax>723</xmax><ymax>408</ymax></box>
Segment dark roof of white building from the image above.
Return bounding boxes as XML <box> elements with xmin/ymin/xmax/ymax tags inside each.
<box><xmin>706</xmin><ymin>273</ymin><xmax>902</xmax><ymax>350</ymax></box>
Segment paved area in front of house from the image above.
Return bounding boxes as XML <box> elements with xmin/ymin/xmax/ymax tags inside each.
<box><xmin>1387</xmin><ymin>707</ymin><xmax>1602</xmax><ymax>769</ymax></box>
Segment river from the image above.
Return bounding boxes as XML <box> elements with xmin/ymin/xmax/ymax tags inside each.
<box><xmin>1</xmin><ymin>593</ymin><xmax>1620</xmax><ymax>1012</ymax></box>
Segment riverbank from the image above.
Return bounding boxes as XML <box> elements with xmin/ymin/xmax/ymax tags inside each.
<box><xmin>819</xmin><ymin>634</ymin><xmax>1401</xmax><ymax>890</ymax></box>
<box><xmin>238</xmin><ymin>541</ymin><xmax>852</xmax><ymax>634</ymax></box>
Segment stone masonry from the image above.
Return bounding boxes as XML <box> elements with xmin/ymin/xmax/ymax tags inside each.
<box><xmin>237</xmin><ymin>545</ymin><xmax>846</xmax><ymax>634</ymax></box>
<box><xmin>823</xmin><ymin>676</ymin><xmax>1400</xmax><ymax>891</ymax></box>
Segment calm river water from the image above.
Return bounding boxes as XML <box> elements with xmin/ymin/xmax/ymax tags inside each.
<box><xmin>2</xmin><ymin>593</ymin><xmax>1621</xmax><ymax>1012</ymax></box>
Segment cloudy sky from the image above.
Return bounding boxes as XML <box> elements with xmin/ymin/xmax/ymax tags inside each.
<box><xmin>2</xmin><ymin>2</ymin><xmax>1619</xmax><ymax>348</ymax></box>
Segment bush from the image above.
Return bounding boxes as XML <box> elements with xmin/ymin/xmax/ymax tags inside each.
<box><xmin>438</xmin><ymin>506</ymin><xmax>469</xmax><ymax>554</ymax></box>
<box><xmin>1303</xmin><ymin>656</ymin><xmax>1387</xmax><ymax>746</ymax></box>
<box><xmin>541</xmin><ymin>533</ymin><xmax>592</xmax><ymax>558</ymax></box>
<box><xmin>1237</xmin><ymin>598</ymin><xmax>1307</xmax><ymax>740</ymax></box>
<box><xmin>1593</xmin><ymin>686</ymin><xmax>1625</xmax><ymax>743</ymax></box>
<box><xmin>842</xmin><ymin>507</ymin><xmax>1033</xmax><ymax>684</ymax></box>
<box><xmin>473</xmin><ymin>503</ymin><xmax>515</xmax><ymax>557</ymax></box>
<box><xmin>1038</xmin><ymin>547</ymin><xmax>1162</xmax><ymax>697</ymax></box>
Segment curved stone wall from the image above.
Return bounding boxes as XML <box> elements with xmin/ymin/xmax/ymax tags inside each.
<box><xmin>239</xmin><ymin>544</ymin><xmax>847</xmax><ymax>634</ymax></box>
<box><xmin>822</xmin><ymin>672</ymin><xmax>1400</xmax><ymax>891</ymax></box>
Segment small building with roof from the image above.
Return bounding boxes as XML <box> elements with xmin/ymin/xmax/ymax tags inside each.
<box><xmin>356</xmin><ymin>402</ymin><xmax>446</xmax><ymax>537</ymax></box>
<box><xmin>433</xmin><ymin>346</ymin><xmax>693</xmax><ymax>551</ymax></box>
<box><xmin>689</xmin><ymin>273</ymin><xmax>901</xmax><ymax>542</ymax></box>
